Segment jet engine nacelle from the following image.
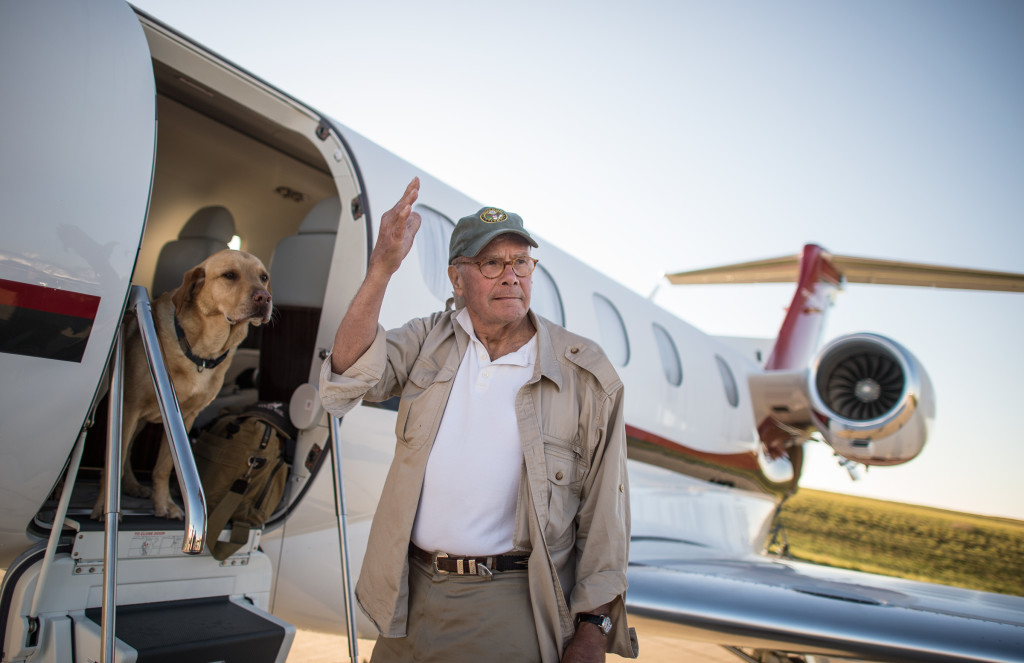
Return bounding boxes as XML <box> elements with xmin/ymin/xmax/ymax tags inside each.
<box><xmin>809</xmin><ymin>333</ymin><xmax>935</xmax><ymax>466</ymax></box>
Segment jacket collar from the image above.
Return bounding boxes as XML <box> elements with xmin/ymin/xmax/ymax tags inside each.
<box><xmin>448</xmin><ymin>308</ymin><xmax>563</xmax><ymax>390</ymax></box>
<box><xmin>528</xmin><ymin>310</ymin><xmax>564</xmax><ymax>391</ymax></box>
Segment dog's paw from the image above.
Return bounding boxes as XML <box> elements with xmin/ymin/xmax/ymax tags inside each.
<box><xmin>154</xmin><ymin>500</ymin><xmax>185</xmax><ymax>520</ymax></box>
<box><xmin>123</xmin><ymin>481</ymin><xmax>153</xmax><ymax>499</ymax></box>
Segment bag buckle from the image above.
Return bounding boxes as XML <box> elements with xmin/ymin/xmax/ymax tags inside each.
<box><xmin>243</xmin><ymin>456</ymin><xmax>267</xmax><ymax>479</ymax></box>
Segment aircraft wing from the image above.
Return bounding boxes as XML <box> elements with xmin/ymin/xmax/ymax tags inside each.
<box><xmin>626</xmin><ymin>539</ymin><xmax>1024</xmax><ymax>662</ymax></box>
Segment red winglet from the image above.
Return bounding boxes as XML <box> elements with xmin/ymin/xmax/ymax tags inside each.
<box><xmin>764</xmin><ymin>244</ymin><xmax>842</xmax><ymax>371</ymax></box>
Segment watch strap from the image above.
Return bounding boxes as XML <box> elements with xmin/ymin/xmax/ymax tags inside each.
<box><xmin>577</xmin><ymin>613</ymin><xmax>612</xmax><ymax>634</ymax></box>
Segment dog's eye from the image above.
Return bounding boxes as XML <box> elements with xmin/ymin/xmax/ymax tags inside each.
<box><xmin>222</xmin><ymin>271</ymin><xmax>238</xmax><ymax>281</ymax></box>
<box><xmin>260</xmin><ymin>273</ymin><xmax>269</xmax><ymax>283</ymax></box>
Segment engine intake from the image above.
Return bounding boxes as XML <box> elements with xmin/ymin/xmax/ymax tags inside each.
<box><xmin>809</xmin><ymin>333</ymin><xmax>934</xmax><ymax>466</ymax></box>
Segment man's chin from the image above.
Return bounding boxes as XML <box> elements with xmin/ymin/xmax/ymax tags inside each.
<box><xmin>494</xmin><ymin>301</ymin><xmax>527</xmax><ymax>315</ymax></box>
<box><xmin>476</xmin><ymin>304</ymin><xmax>528</xmax><ymax>326</ymax></box>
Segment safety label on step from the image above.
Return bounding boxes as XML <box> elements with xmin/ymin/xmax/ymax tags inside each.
<box><xmin>72</xmin><ymin>530</ymin><xmax>197</xmax><ymax>563</ymax></box>
<box><xmin>128</xmin><ymin>531</ymin><xmax>185</xmax><ymax>557</ymax></box>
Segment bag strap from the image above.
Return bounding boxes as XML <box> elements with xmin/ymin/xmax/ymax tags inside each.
<box><xmin>206</xmin><ymin>477</ymin><xmax>250</xmax><ymax>560</ymax></box>
<box><xmin>208</xmin><ymin>458</ymin><xmax>288</xmax><ymax>560</ymax></box>
<box><xmin>205</xmin><ymin>425</ymin><xmax>273</xmax><ymax>561</ymax></box>
<box><xmin>239</xmin><ymin>410</ymin><xmax>295</xmax><ymax>441</ymax></box>
<box><xmin>209</xmin><ymin>523</ymin><xmax>250</xmax><ymax>561</ymax></box>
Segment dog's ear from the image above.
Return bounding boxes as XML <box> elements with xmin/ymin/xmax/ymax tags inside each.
<box><xmin>171</xmin><ymin>265</ymin><xmax>206</xmax><ymax>314</ymax></box>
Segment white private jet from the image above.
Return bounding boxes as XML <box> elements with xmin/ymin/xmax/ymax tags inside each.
<box><xmin>2</xmin><ymin>2</ymin><xmax>1023</xmax><ymax>662</ymax></box>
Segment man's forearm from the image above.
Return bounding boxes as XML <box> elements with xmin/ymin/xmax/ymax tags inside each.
<box><xmin>330</xmin><ymin>266</ymin><xmax>391</xmax><ymax>374</ymax></box>
<box><xmin>329</xmin><ymin>177</ymin><xmax>421</xmax><ymax>374</ymax></box>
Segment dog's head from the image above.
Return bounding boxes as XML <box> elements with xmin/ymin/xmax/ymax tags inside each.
<box><xmin>171</xmin><ymin>249</ymin><xmax>273</xmax><ymax>326</ymax></box>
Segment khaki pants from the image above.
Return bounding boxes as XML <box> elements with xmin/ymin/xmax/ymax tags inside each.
<box><xmin>370</xmin><ymin>554</ymin><xmax>541</xmax><ymax>663</ymax></box>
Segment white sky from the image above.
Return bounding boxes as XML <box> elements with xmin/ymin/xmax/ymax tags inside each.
<box><xmin>131</xmin><ymin>0</ymin><xmax>1024</xmax><ymax>520</ymax></box>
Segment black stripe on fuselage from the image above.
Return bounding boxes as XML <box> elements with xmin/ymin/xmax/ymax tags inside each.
<box><xmin>0</xmin><ymin>306</ymin><xmax>95</xmax><ymax>362</ymax></box>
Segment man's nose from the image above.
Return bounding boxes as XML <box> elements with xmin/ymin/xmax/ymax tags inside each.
<box><xmin>500</xmin><ymin>262</ymin><xmax>519</xmax><ymax>284</ymax></box>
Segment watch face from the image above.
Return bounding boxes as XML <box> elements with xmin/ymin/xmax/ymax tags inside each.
<box><xmin>599</xmin><ymin>616</ymin><xmax>613</xmax><ymax>634</ymax></box>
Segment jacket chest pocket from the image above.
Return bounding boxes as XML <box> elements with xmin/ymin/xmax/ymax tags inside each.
<box><xmin>543</xmin><ymin>437</ymin><xmax>584</xmax><ymax>546</ymax></box>
<box><xmin>395</xmin><ymin>361</ymin><xmax>455</xmax><ymax>450</ymax></box>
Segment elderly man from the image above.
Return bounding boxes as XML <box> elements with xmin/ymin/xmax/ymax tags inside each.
<box><xmin>319</xmin><ymin>178</ymin><xmax>637</xmax><ymax>662</ymax></box>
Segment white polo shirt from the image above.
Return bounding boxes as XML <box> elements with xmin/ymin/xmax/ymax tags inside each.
<box><xmin>410</xmin><ymin>308</ymin><xmax>537</xmax><ymax>556</ymax></box>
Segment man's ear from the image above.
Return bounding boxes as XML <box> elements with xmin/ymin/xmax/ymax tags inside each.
<box><xmin>447</xmin><ymin>264</ymin><xmax>463</xmax><ymax>296</ymax></box>
<box><xmin>171</xmin><ymin>266</ymin><xmax>206</xmax><ymax>315</ymax></box>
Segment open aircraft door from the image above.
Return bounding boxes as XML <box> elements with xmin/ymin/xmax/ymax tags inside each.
<box><xmin>0</xmin><ymin>3</ymin><xmax>306</xmax><ymax>661</ymax></box>
<box><xmin>0</xmin><ymin>0</ymin><xmax>156</xmax><ymax>565</ymax></box>
<box><xmin>2</xmin><ymin>0</ymin><xmax>379</xmax><ymax>658</ymax></box>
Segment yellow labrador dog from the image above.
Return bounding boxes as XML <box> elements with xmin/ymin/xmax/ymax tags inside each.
<box><xmin>92</xmin><ymin>249</ymin><xmax>273</xmax><ymax>519</ymax></box>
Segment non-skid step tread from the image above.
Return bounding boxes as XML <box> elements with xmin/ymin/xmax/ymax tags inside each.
<box><xmin>83</xmin><ymin>596</ymin><xmax>284</xmax><ymax>663</ymax></box>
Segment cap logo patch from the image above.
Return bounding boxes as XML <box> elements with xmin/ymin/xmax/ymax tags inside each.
<box><xmin>480</xmin><ymin>208</ymin><xmax>508</xmax><ymax>224</ymax></box>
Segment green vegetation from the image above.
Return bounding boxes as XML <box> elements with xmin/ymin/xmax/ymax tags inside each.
<box><xmin>771</xmin><ymin>489</ymin><xmax>1024</xmax><ymax>597</ymax></box>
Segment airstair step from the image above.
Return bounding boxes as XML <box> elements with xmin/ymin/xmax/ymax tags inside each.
<box><xmin>82</xmin><ymin>596</ymin><xmax>288</xmax><ymax>663</ymax></box>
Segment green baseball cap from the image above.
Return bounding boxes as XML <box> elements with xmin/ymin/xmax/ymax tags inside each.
<box><xmin>449</xmin><ymin>207</ymin><xmax>538</xmax><ymax>263</ymax></box>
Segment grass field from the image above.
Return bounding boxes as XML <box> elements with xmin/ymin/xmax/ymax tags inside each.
<box><xmin>772</xmin><ymin>488</ymin><xmax>1024</xmax><ymax>596</ymax></box>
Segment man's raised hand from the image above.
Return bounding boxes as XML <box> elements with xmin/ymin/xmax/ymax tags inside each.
<box><xmin>371</xmin><ymin>177</ymin><xmax>422</xmax><ymax>276</ymax></box>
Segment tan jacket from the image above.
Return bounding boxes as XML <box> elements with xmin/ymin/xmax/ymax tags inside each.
<box><xmin>319</xmin><ymin>310</ymin><xmax>638</xmax><ymax>660</ymax></box>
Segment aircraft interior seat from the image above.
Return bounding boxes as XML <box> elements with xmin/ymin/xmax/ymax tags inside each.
<box><xmin>150</xmin><ymin>205</ymin><xmax>236</xmax><ymax>297</ymax></box>
<box><xmin>258</xmin><ymin>196</ymin><xmax>341</xmax><ymax>405</ymax></box>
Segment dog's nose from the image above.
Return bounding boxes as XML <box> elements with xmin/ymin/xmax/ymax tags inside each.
<box><xmin>253</xmin><ymin>290</ymin><xmax>271</xmax><ymax>306</ymax></box>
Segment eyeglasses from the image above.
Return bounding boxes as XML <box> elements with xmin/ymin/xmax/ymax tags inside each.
<box><xmin>455</xmin><ymin>256</ymin><xmax>539</xmax><ymax>279</ymax></box>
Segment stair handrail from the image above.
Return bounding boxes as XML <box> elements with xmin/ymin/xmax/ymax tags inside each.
<box><xmin>329</xmin><ymin>414</ymin><xmax>359</xmax><ymax>663</ymax></box>
<box><xmin>101</xmin><ymin>326</ymin><xmax>124</xmax><ymax>663</ymax></box>
<box><xmin>129</xmin><ymin>285</ymin><xmax>207</xmax><ymax>554</ymax></box>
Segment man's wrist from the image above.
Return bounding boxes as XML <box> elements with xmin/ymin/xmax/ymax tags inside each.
<box><xmin>576</xmin><ymin>613</ymin><xmax>612</xmax><ymax>635</ymax></box>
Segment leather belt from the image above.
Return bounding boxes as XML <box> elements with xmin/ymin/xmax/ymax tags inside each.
<box><xmin>410</xmin><ymin>543</ymin><xmax>529</xmax><ymax>577</ymax></box>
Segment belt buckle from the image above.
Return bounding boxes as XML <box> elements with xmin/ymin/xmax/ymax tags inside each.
<box><xmin>432</xmin><ymin>551</ymin><xmax>449</xmax><ymax>575</ymax></box>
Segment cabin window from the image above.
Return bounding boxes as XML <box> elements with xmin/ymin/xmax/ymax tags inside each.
<box><xmin>592</xmin><ymin>293</ymin><xmax>629</xmax><ymax>366</ymax></box>
<box><xmin>414</xmin><ymin>205</ymin><xmax>455</xmax><ymax>302</ymax></box>
<box><xmin>530</xmin><ymin>263</ymin><xmax>565</xmax><ymax>325</ymax></box>
<box><xmin>715</xmin><ymin>354</ymin><xmax>739</xmax><ymax>407</ymax></box>
<box><xmin>652</xmin><ymin>323</ymin><xmax>682</xmax><ymax>386</ymax></box>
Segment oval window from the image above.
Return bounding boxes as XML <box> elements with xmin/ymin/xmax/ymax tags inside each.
<box><xmin>592</xmin><ymin>293</ymin><xmax>629</xmax><ymax>366</ymax></box>
<box><xmin>530</xmin><ymin>263</ymin><xmax>565</xmax><ymax>326</ymax></box>
<box><xmin>652</xmin><ymin>323</ymin><xmax>682</xmax><ymax>386</ymax></box>
<box><xmin>414</xmin><ymin>205</ymin><xmax>455</xmax><ymax>302</ymax></box>
<box><xmin>715</xmin><ymin>354</ymin><xmax>739</xmax><ymax>407</ymax></box>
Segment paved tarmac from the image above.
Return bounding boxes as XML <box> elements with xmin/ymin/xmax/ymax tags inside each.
<box><xmin>287</xmin><ymin>629</ymin><xmax>739</xmax><ymax>662</ymax></box>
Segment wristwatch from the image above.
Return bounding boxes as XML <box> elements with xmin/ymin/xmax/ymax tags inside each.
<box><xmin>577</xmin><ymin>613</ymin><xmax>613</xmax><ymax>635</ymax></box>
